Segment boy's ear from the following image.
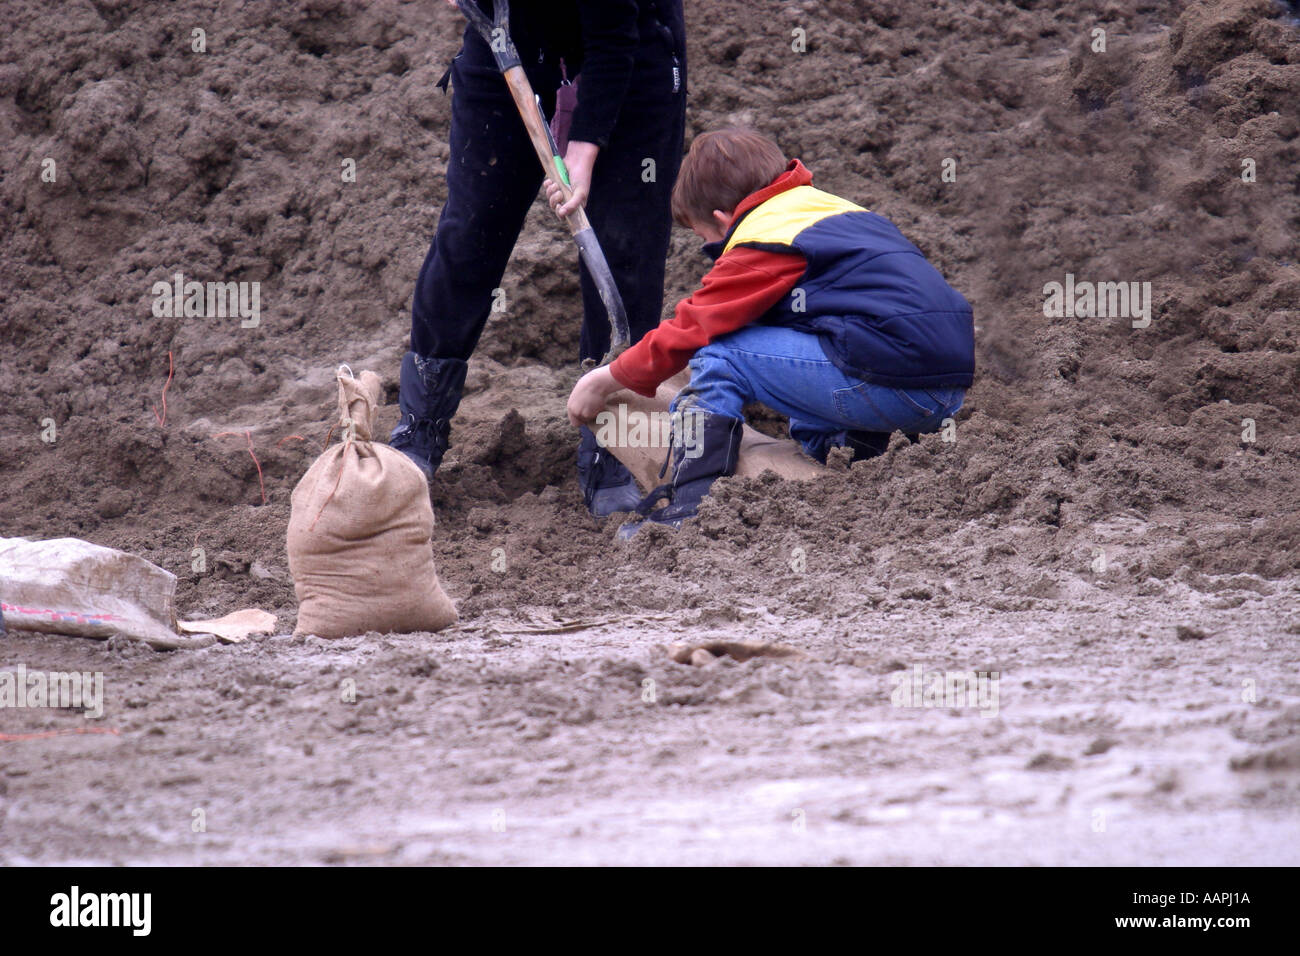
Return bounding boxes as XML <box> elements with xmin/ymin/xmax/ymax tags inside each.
<box><xmin>712</xmin><ymin>209</ymin><xmax>732</xmax><ymax>233</ymax></box>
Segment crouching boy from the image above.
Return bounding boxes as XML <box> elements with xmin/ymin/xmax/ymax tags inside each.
<box><xmin>564</xmin><ymin>127</ymin><xmax>975</xmax><ymax>536</ymax></box>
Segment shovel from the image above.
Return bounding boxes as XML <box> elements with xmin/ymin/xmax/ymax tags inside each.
<box><xmin>455</xmin><ymin>0</ymin><xmax>630</xmax><ymax>368</ymax></box>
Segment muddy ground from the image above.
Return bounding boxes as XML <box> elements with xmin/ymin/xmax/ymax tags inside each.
<box><xmin>2</xmin><ymin>0</ymin><xmax>1299</xmax><ymax>865</ymax></box>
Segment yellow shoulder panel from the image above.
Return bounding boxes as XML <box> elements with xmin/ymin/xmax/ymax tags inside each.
<box><xmin>723</xmin><ymin>186</ymin><xmax>867</xmax><ymax>254</ymax></box>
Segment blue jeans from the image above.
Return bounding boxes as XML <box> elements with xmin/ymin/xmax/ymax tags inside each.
<box><xmin>672</xmin><ymin>325</ymin><xmax>966</xmax><ymax>462</ymax></box>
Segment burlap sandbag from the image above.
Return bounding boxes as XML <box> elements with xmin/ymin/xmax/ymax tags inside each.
<box><xmin>598</xmin><ymin>371</ymin><xmax>824</xmax><ymax>491</ymax></box>
<box><xmin>288</xmin><ymin>367</ymin><xmax>456</xmax><ymax>637</ymax></box>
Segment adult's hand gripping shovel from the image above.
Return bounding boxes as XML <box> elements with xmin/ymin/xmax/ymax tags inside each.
<box><xmin>456</xmin><ymin>0</ymin><xmax>631</xmax><ymax>368</ymax></box>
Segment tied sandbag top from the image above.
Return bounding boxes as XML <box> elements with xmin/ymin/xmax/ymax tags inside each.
<box><xmin>336</xmin><ymin>366</ymin><xmax>383</xmax><ymax>443</ymax></box>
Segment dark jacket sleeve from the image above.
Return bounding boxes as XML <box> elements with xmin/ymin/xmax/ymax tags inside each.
<box><xmin>567</xmin><ymin>0</ymin><xmax>640</xmax><ymax>149</ymax></box>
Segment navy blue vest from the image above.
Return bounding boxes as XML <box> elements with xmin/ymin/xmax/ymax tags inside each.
<box><xmin>723</xmin><ymin>185</ymin><xmax>975</xmax><ymax>388</ymax></box>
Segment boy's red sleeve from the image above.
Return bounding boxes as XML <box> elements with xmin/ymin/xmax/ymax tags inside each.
<box><xmin>608</xmin><ymin>247</ymin><xmax>806</xmax><ymax>397</ymax></box>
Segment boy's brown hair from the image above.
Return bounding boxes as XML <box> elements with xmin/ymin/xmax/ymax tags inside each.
<box><xmin>671</xmin><ymin>128</ymin><xmax>788</xmax><ymax>229</ymax></box>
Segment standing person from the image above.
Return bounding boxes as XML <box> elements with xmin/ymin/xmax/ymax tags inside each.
<box><xmin>391</xmin><ymin>0</ymin><xmax>687</xmax><ymax>516</ymax></box>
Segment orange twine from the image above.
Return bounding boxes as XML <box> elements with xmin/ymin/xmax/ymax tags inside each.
<box><xmin>308</xmin><ymin>418</ymin><xmax>355</xmax><ymax>531</ymax></box>
<box><xmin>213</xmin><ymin>430</ymin><xmax>267</xmax><ymax>505</ymax></box>
<box><xmin>0</xmin><ymin>727</ymin><xmax>121</xmax><ymax>742</ymax></box>
<box><xmin>151</xmin><ymin>350</ymin><xmax>174</xmax><ymax>427</ymax></box>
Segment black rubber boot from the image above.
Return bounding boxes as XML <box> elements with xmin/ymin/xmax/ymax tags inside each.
<box><xmin>617</xmin><ymin>411</ymin><xmax>743</xmax><ymax>539</ymax></box>
<box><xmin>844</xmin><ymin>430</ymin><xmax>891</xmax><ymax>461</ymax></box>
<box><xmin>388</xmin><ymin>352</ymin><xmax>468</xmax><ymax>478</ymax></box>
<box><xmin>577</xmin><ymin>426</ymin><xmax>643</xmax><ymax>517</ymax></box>
<box><xmin>843</xmin><ymin>430</ymin><xmax>920</xmax><ymax>462</ymax></box>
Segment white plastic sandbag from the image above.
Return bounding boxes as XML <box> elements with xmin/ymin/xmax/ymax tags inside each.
<box><xmin>0</xmin><ymin>536</ymin><xmax>196</xmax><ymax>650</ymax></box>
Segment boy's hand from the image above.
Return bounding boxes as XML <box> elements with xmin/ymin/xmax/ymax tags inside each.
<box><xmin>567</xmin><ymin>365</ymin><xmax>620</xmax><ymax>427</ymax></box>
<box><xmin>545</xmin><ymin>140</ymin><xmax>599</xmax><ymax>220</ymax></box>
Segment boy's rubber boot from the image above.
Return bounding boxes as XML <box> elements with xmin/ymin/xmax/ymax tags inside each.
<box><xmin>616</xmin><ymin>411</ymin><xmax>743</xmax><ymax>540</ymax></box>
<box><xmin>844</xmin><ymin>430</ymin><xmax>891</xmax><ymax>461</ymax></box>
<box><xmin>843</xmin><ymin>430</ymin><xmax>920</xmax><ymax>462</ymax></box>
<box><xmin>389</xmin><ymin>351</ymin><xmax>469</xmax><ymax>478</ymax></box>
<box><xmin>577</xmin><ymin>426</ymin><xmax>643</xmax><ymax>517</ymax></box>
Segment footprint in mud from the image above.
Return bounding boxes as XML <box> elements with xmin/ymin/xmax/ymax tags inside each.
<box><xmin>1026</xmin><ymin>752</ymin><xmax>1075</xmax><ymax>772</ymax></box>
<box><xmin>666</xmin><ymin>640</ymin><xmax>804</xmax><ymax>667</ymax></box>
<box><xmin>1229</xmin><ymin>739</ymin><xmax>1300</xmax><ymax>772</ymax></box>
